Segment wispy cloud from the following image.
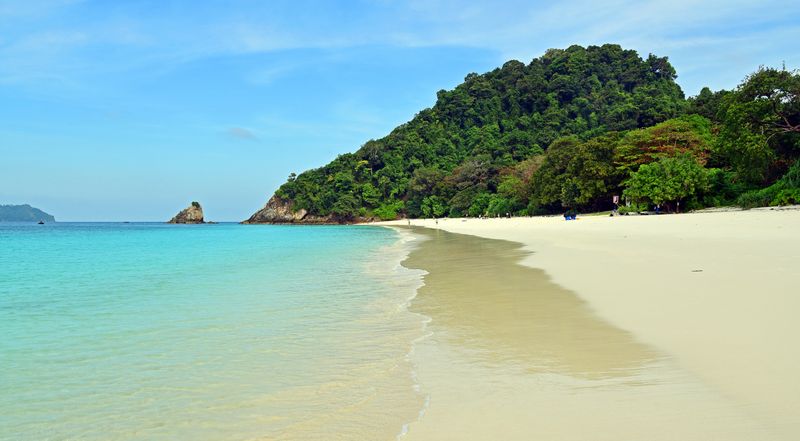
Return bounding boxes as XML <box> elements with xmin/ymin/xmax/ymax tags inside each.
<box><xmin>246</xmin><ymin>62</ymin><xmax>304</xmax><ymax>86</ymax></box>
<box><xmin>226</xmin><ymin>127</ymin><xmax>259</xmax><ymax>141</ymax></box>
<box><xmin>0</xmin><ymin>0</ymin><xmax>798</xmax><ymax>93</ymax></box>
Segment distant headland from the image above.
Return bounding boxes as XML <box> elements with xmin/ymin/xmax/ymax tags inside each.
<box><xmin>0</xmin><ymin>204</ymin><xmax>55</xmax><ymax>222</ymax></box>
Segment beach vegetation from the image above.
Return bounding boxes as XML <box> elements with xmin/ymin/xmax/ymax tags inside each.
<box><xmin>373</xmin><ymin>200</ymin><xmax>405</xmax><ymax>221</ymax></box>
<box><xmin>615</xmin><ymin>114</ymin><xmax>713</xmax><ymax>177</ymax></box>
<box><xmin>623</xmin><ymin>155</ymin><xmax>710</xmax><ymax>211</ymax></box>
<box><xmin>737</xmin><ymin>159</ymin><xmax>800</xmax><ymax>208</ymax></box>
<box><xmin>715</xmin><ymin>67</ymin><xmax>800</xmax><ymax>185</ymax></box>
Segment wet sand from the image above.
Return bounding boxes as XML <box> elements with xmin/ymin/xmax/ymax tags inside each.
<box><xmin>387</xmin><ymin>210</ymin><xmax>800</xmax><ymax>439</ymax></box>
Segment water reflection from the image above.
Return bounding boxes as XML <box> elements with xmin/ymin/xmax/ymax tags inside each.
<box><xmin>404</xmin><ymin>227</ymin><xmax>660</xmax><ymax>380</ymax></box>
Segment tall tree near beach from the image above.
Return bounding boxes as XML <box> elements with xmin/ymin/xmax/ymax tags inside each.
<box><xmin>715</xmin><ymin>67</ymin><xmax>800</xmax><ymax>184</ymax></box>
<box><xmin>622</xmin><ymin>155</ymin><xmax>710</xmax><ymax>211</ymax></box>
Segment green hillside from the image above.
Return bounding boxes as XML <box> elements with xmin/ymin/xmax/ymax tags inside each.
<box><xmin>248</xmin><ymin>44</ymin><xmax>799</xmax><ymax>222</ymax></box>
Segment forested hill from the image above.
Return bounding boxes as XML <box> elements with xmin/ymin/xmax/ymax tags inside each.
<box><xmin>244</xmin><ymin>44</ymin><xmax>799</xmax><ymax>223</ymax></box>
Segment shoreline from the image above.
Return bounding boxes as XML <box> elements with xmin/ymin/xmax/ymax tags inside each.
<box><xmin>380</xmin><ymin>208</ymin><xmax>800</xmax><ymax>439</ymax></box>
<box><xmin>383</xmin><ymin>227</ymin><xmax>432</xmax><ymax>441</ymax></box>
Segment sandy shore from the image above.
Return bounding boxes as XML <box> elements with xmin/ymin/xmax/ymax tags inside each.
<box><xmin>378</xmin><ymin>208</ymin><xmax>800</xmax><ymax>439</ymax></box>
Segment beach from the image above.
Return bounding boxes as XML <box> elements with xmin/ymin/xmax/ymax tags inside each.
<box><xmin>380</xmin><ymin>208</ymin><xmax>800</xmax><ymax>439</ymax></box>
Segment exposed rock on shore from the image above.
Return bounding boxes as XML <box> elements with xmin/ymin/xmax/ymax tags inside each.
<box><xmin>168</xmin><ymin>201</ymin><xmax>205</xmax><ymax>224</ymax></box>
<box><xmin>242</xmin><ymin>195</ymin><xmax>369</xmax><ymax>224</ymax></box>
<box><xmin>242</xmin><ymin>195</ymin><xmax>311</xmax><ymax>224</ymax></box>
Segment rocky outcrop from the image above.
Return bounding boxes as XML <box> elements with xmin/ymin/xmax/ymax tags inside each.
<box><xmin>242</xmin><ymin>195</ymin><xmax>312</xmax><ymax>224</ymax></box>
<box><xmin>168</xmin><ymin>201</ymin><xmax>205</xmax><ymax>224</ymax></box>
<box><xmin>243</xmin><ymin>195</ymin><xmax>380</xmax><ymax>224</ymax></box>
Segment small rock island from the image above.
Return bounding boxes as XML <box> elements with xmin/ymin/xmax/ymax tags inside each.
<box><xmin>168</xmin><ymin>201</ymin><xmax>205</xmax><ymax>224</ymax></box>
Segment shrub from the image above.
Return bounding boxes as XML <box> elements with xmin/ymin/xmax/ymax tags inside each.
<box><xmin>618</xmin><ymin>203</ymin><xmax>648</xmax><ymax>214</ymax></box>
<box><xmin>771</xmin><ymin>189</ymin><xmax>800</xmax><ymax>206</ymax></box>
<box><xmin>703</xmin><ymin>168</ymin><xmax>749</xmax><ymax>206</ymax></box>
<box><xmin>737</xmin><ymin>159</ymin><xmax>800</xmax><ymax>208</ymax></box>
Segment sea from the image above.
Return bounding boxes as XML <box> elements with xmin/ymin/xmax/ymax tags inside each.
<box><xmin>0</xmin><ymin>222</ymin><xmax>427</xmax><ymax>441</ymax></box>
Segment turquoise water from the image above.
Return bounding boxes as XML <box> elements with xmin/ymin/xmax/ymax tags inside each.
<box><xmin>0</xmin><ymin>223</ymin><xmax>425</xmax><ymax>440</ymax></box>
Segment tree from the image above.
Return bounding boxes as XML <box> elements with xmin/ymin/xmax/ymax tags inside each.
<box><xmin>737</xmin><ymin>67</ymin><xmax>800</xmax><ymax>135</ymax></box>
<box><xmin>623</xmin><ymin>155</ymin><xmax>709</xmax><ymax>211</ymax></box>
<box><xmin>421</xmin><ymin>196</ymin><xmax>446</xmax><ymax>217</ymax></box>
<box><xmin>687</xmin><ymin>87</ymin><xmax>730</xmax><ymax>123</ymax></box>
<box><xmin>530</xmin><ymin>134</ymin><xmax>619</xmax><ymax>211</ymax></box>
<box><xmin>360</xmin><ymin>183</ymin><xmax>381</xmax><ymax>207</ymax></box>
<box><xmin>330</xmin><ymin>194</ymin><xmax>359</xmax><ymax>220</ymax></box>
<box><xmin>615</xmin><ymin>115</ymin><xmax>713</xmax><ymax>177</ymax></box>
<box><xmin>716</xmin><ymin>67</ymin><xmax>800</xmax><ymax>184</ymax></box>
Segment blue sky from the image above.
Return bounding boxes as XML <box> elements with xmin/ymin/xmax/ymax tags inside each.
<box><xmin>2</xmin><ymin>0</ymin><xmax>798</xmax><ymax>221</ymax></box>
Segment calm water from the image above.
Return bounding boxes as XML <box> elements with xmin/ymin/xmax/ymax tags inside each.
<box><xmin>0</xmin><ymin>223</ymin><xmax>426</xmax><ymax>441</ymax></box>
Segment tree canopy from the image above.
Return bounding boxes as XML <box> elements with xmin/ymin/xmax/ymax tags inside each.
<box><xmin>623</xmin><ymin>155</ymin><xmax>710</xmax><ymax>211</ymax></box>
<box><xmin>257</xmin><ymin>45</ymin><xmax>800</xmax><ymax>222</ymax></box>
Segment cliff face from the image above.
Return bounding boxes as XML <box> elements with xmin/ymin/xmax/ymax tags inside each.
<box><xmin>168</xmin><ymin>202</ymin><xmax>205</xmax><ymax>224</ymax></box>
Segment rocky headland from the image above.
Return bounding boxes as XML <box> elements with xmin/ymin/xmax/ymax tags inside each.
<box><xmin>242</xmin><ymin>195</ymin><xmax>368</xmax><ymax>224</ymax></box>
<box><xmin>244</xmin><ymin>196</ymin><xmax>319</xmax><ymax>224</ymax></box>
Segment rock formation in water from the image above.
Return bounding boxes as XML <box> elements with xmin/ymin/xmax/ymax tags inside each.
<box><xmin>168</xmin><ymin>201</ymin><xmax>205</xmax><ymax>224</ymax></box>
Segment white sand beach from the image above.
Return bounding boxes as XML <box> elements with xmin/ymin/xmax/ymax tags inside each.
<box><xmin>379</xmin><ymin>208</ymin><xmax>800</xmax><ymax>439</ymax></box>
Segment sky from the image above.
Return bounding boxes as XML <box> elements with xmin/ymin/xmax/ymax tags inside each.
<box><xmin>1</xmin><ymin>0</ymin><xmax>799</xmax><ymax>221</ymax></box>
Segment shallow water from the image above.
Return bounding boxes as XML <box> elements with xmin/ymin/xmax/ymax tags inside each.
<box><xmin>0</xmin><ymin>223</ymin><xmax>425</xmax><ymax>441</ymax></box>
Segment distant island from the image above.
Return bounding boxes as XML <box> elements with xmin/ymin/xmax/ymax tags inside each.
<box><xmin>0</xmin><ymin>204</ymin><xmax>56</xmax><ymax>222</ymax></box>
<box><xmin>245</xmin><ymin>43</ymin><xmax>799</xmax><ymax>224</ymax></box>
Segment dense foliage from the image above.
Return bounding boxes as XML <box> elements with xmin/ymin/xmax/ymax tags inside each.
<box><xmin>623</xmin><ymin>155</ymin><xmax>710</xmax><ymax>210</ymax></box>
<box><xmin>270</xmin><ymin>44</ymin><xmax>799</xmax><ymax>221</ymax></box>
<box><xmin>736</xmin><ymin>159</ymin><xmax>800</xmax><ymax>208</ymax></box>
